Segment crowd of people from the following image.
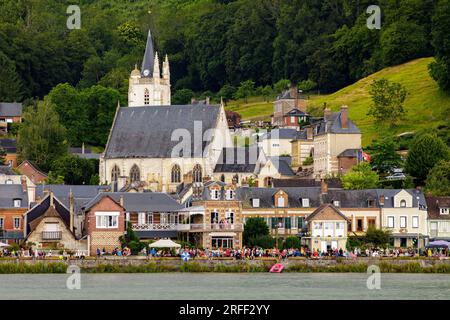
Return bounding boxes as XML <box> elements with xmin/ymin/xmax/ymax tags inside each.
<box><xmin>1</xmin><ymin>246</ymin><xmax>449</xmax><ymax>259</ymax></box>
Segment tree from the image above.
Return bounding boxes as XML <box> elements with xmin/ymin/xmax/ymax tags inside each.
<box><xmin>341</xmin><ymin>162</ymin><xmax>380</xmax><ymax>190</ymax></box>
<box><xmin>284</xmin><ymin>236</ymin><xmax>301</xmax><ymax>249</ymax></box>
<box><xmin>17</xmin><ymin>100</ymin><xmax>67</xmax><ymax>172</ymax></box>
<box><xmin>46</xmin><ymin>171</ymin><xmax>65</xmax><ymax>185</ymax></box>
<box><xmin>425</xmin><ymin>160</ymin><xmax>450</xmax><ymax>196</ymax></box>
<box><xmin>0</xmin><ymin>147</ymin><xmax>6</xmax><ymax>165</ymax></box>
<box><xmin>429</xmin><ymin>0</ymin><xmax>450</xmax><ymax>93</ymax></box>
<box><xmin>172</xmin><ymin>89</ymin><xmax>195</xmax><ymax>105</ymax></box>
<box><xmin>261</xmin><ymin>85</ymin><xmax>273</xmax><ymax>102</ymax></box>
<box><xmin>51</xmin><ymin>155</ymin><xmax>99</xmax><ymax>185</ymax></box>
<box><xmin>369</xmin><ymin>136</ymin><xmax>403</xmax><ymax>174</ymax></box>
<box><xmin>364</xmin><ymin>227</ymin><xmax>392</xmax><ymax>249</ymax></box>
<box><xmin>405</xmin><ymin>134</ymin><xmax>450</xmax><ymax>181</ymax></box>
<box><xmin>298</xmin><ymin>80</ymin><xmax>317</xmax><ymax>93</ymax></box>
<box><xmin>243</xmin><ymin>217</ymin><xmax>269</xmax><ymax>246</ymax></box>
<box><xmin>367</xmin><ymin>79</ymin><xmax>408</xmax><ymax>126</ymax></box>
<box><xmin>273</xmin><ymin>79</ymin><xmax>290</xmax><ymax>94</ymax></box>
<box><xmin>380</xmin><ymin>19</ymin><xmax>428</xmax><ymax>67</ymax></box>
<box><xmin>234</xmin><ymin>80</ymin><xmax>255</xmax><ymax>103</ymax></box>
<box><xmin>218</xmin><ymin>84</ymin><xmax>236</xmax><ymax>104</ymax></box>
<box><xmin>0</xmin><ymin>51</ymin><xmax>23</xmax><ymax>101</ymax></box>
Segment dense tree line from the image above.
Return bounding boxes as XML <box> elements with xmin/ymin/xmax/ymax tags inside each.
<box><xmin>0</xmin><ymin>0</ymin><xmax>448</xmax><ymax>106</ymax></box>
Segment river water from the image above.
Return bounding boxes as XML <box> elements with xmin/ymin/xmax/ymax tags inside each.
<box><xmin>0</xmin><ymin>273</ymin><xmax>449</xmax><ymax>300</ymax></box>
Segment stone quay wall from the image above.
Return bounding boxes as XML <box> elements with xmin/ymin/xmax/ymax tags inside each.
<box><xmin>1</xmin><ymin>256</ymin><xmax>450</xmax><ymax>270</ymax></box>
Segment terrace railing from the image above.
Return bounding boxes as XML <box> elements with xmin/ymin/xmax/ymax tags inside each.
<box><xmin>42</xmin><ymin>231</ymin><xmax>62</xmax><ymax>240</ymax></box>
<box><xmin>132</xmin><ymin>223</ymin><xmax>178</xmax><ymax>231</ymax></box>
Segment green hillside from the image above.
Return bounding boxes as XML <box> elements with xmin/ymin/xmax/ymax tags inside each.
<box><xmin>226</xmin><ymin>57</ymin><xmax>450</xmax><ymax>146</ymax></box>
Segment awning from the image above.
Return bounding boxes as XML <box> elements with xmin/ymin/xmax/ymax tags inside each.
<box><xmin>179</xmin><ymin>206</ymin><xmax>205</xmax><ymax>216</ymax></box>
<box><xmin>391</xmin><ymin>233</ymin><xmax>427</xmax><ymax>239</ymax></box>
<box><xmin>149</xmin><ymin>239</ymin><xmax>181</xmax><ymax>248</ymax></box>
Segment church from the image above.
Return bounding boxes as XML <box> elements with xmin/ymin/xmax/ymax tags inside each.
<box><xmin>99</xmin><ymin>30</ymin><xmax>233</xmax><ymax>192</ymax></box>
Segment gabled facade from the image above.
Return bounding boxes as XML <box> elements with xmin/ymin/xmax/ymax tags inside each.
<box><xmin>25</xmin><ymin>193</ymin><xmax>79</xmax><ymax>251</ymax></box>
<box><xmin>425</xmin><ymin>196</ymin><xmax>450</xmax><ymax>241</ymax></box>
<box><xmin>306</xmin><ymin>204</ymin><xmax>349</xmax><ymax>252</ymax></box>
<box><xmin>83</xmin><ymin>195</ymin><xmax>126</xmax><ymax>255</ymax></box>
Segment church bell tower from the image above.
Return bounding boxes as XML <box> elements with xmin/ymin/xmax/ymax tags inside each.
<box><xmin>128</xmin><ymin>30</ymin><xmax>171</xmax><ymax>107</ymax></box>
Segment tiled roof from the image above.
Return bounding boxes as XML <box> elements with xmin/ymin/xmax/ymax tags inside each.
<box><xmin>0</xmin><ymin>103</ymin><xmax>22</xmax><ymax>117</ymax></box>
<box><xmin>314</xmin><ymin>111</ymin><xmax>360</xmax><ymax>135</ymax></box>
<box><xmin>0</xmin><ymin>184</ymin><xmax>28</xmax><ymax>208</ymax></box>
<box><xmin>425</xmin><ymin>196</ymin><xmax>450</xmax><ymax>220</ymax></box>
<box><xmin>84</xmin><ymin>192</ymin><xmax>183</xmax><ymax>212</ymax></box>
<box><xmin>214</xmin><ymin>147</ymin><xmax>259</xmax><ymax>173</ymax></box>
<box><xmin>0</xmin><ymin>139</ymin><xmax>17</xmax><ymax>153</ymax></box>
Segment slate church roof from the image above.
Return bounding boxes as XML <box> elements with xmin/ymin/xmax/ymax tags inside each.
<box><xmin>104</xmin><ymin>105</ymin><xmax>221</xmax><ymax>159</ymax></box>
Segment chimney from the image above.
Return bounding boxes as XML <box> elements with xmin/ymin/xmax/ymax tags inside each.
<box><xmin>81</xmin><ymin>142</ymin><xmax>85</xmax><ymax>155</ymax></box>
<box><xmin>69</xmin><ymin>189</ymin><xmax>74</xmax><ymax>232</ymax></box>
<box><xmin>324</xmin><ymin>107</ymin><xmax>332</xmax><ymax>121</ymax></box>
<box><xmin>341</xmin><ymin>105</ymin><xmax>348</xmax><ymax>129</ymax></box>
<box><xmin>20</xmin><ymin>176</ymin><xmax>27</xmax><ymax>193</ymax></box>
<box><xmin>289</xmin><ymin>84</ymin><xmax>298</xmax><ymax>100</ymax></box>
<box><xmin>306</xmin><ymin>126</ymin><xmax>313</xmax><ymax>140</ymax></box>
<box><xmin>205</xmin><ymin>97</ymin><xmax>210</xmax><ymax>105</ymax></box>
<box><xmin>321</xmin><ymin>179</ymin><xmax>328</xmax><ymax>194</ymax></box>
<box><xmin>119</xmin><ymin>195</ymin><xmax>124</xmax><ymax>208</ymax></box>
<box><xmin>191</xmin><ymin>98</ymin><xmax>197</xmax><ymax>105</ymax></box>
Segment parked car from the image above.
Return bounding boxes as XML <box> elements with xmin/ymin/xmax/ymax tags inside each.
<box><xmin>386</xmin><ymin>172</ymin><xmax>406</xmax><ymax>180</ymax></box>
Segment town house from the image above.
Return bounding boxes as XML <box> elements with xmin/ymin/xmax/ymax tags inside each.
<box><xmin>179</xmin><ymin>181</ymin><xmax>243</xmax><ymax>249</ymax></box>
<box><xmin>0</xmin><ymin>184</ymin><xmax>28</xmax><ymax>244</ymax></box>
<box><xmin>425</xmin><ymin>196</ymin><xmax>450</xmax><ymax>241</ymax></box>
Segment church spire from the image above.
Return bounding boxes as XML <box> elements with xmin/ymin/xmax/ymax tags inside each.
<box><xmin>163</xmin><ymin>54</ymin><xmax>170</xmax><ymax>81</ymax></box>
<box><xmin>153</xmin><ymin>52</ymin><xmax>160</xmax><ymax>80</ymax></box>
<box><xmin>141</xmin><ymin>29</ymin><xmax>155</xmax><ymax>78</ymax></box>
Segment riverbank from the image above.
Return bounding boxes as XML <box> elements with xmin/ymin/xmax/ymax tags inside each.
<box><xmin>1</xmin><ymin>257</ymin><xmax>450</xmax><ymax>273</ymax></box>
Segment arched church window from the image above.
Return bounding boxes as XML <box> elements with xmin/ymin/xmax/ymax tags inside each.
<box><xmin>130</xmin><ymin>165</ymin><xmax>141</xmax><ymax>183</ymax></box>
<box><xmin>193</xmin><ymin>164</ymin><xmax>202</xmax><ymax>183</ymax></box>
<box><xmin>111</xmin><ymin>165</ymin><xmax>120</xmax><ymax>182</ymax></box>
<box><xmin>144</xmin><ymin>88</ymin><xmax>150</xmax><ymax>105</ymax></box>
<box><xmin>171</xmin><ymin>164</ymin><xmax>181</xmax><ymax>183</ymax></box>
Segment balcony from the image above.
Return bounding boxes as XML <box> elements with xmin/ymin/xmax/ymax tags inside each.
<box><xmin>42</xmin><ymin>231</ymin><xmax>62</xmax><ymax>240</ymax></box>
<box><xmin>187</xmin><ymin>223</ymin><xmax>244</xmax><ymax>232</ymax></box>
<box><xmin>132</xmin><ymin>223</ymin><xmax>178</xmax><ymax>231</ymax></box>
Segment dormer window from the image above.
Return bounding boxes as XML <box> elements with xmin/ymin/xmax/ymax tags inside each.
<box><xmin>13</xmin><ymin>199</ymin><xmax>21</xmax><ymax>208</ymax></box>
<box><xmin>400</xmin><ymin>200</ymin><xmax>406</xmax><ymax>207</ymax></box>
<box><xmin>302</xmin><ymin>198</ymin><xmax>310</xmax><ymax>208</ymax></box>
<box><xmin>440</xmin><ymin>208</ymin><xmax>449</xmax><ymax>215</ymax></box>
<box><xmin>225</xmin><ymin>189</ymin><xmax>235</xmax><ymax>200</ymax></box>
<box><xmin>333</xmin><ymin>200</ymin><xmax>340</xmax><ymax>207</ymax></box>
<box><xmin>5</xmin><ymin>179</ymin><xmax>13</xmax><ymax>185</ymax></box>
<box><xmin>210</xmin><ymin>189</ymin><xmax>220</xmax><ymax>200</ymax></box>
<box><xmin>277</xmin><ymin>196</ymin><xmax>285</xmax><ymax>208</ymax></box>
<box><xmin>367</xmin><ymin>199</ymin><xmax>375</xmax><ymax>208</ymax></box>
<box><xmin>252</xmin><ymin>199</ymin><xmax>260</xmax><ymax>208</ymax></box>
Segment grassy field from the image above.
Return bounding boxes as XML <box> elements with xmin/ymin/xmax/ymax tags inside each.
<box><xmin>226</xmin><ymin>57</ymin><xmax>450</xmax><ymax>146</ymax></box>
